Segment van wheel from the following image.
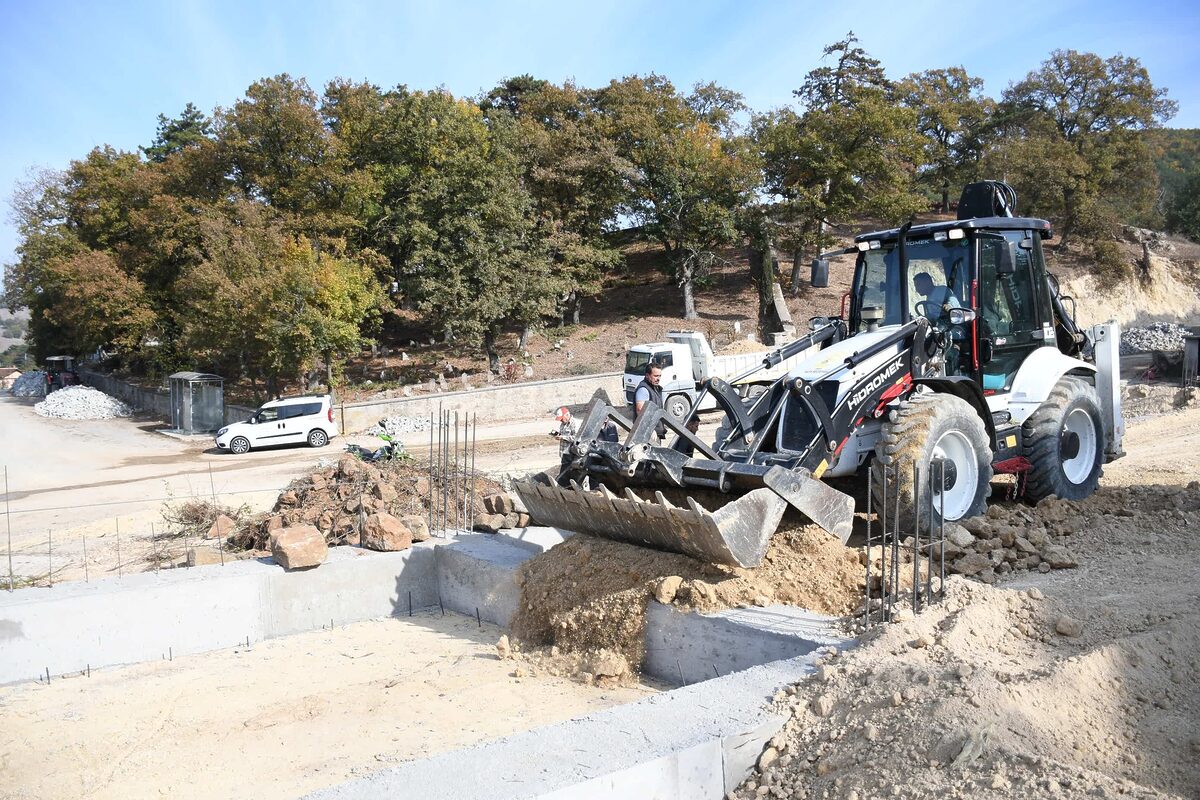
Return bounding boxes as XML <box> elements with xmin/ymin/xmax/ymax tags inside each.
<box><xmin>308</xmin><ymin>429</ymin><xmax>329</xmax><ymax>448</ymax></box>
<box><xmin>230</xmin><ymin>436</ymin><xmax>250</xmax><ymax>455</ymax></box>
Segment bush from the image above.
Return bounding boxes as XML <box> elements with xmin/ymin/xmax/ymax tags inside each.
<box><xmin>1091</xmin><ymin>239</ymin><xmax>1133</xmax><ymax>289</ymax></box>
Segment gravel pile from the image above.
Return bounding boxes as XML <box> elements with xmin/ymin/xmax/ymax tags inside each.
<box><xmin>33</xmin><ymin>385</ymin><xmax>132</xmax><ymax>419</ymax></box>
<box><xmin>1120</xmin><ymin>322</ymin><xmax>1192</xmax><ymax>355</ymax></box>
<box><xmin>9</xmin><ymin>371</ymin><xmax>46</xmax><ymax>396</ymax></box>
<box><xmin>364</xmin><ymin>415</ymin><xmax>431</xmax><ymax>436</ymax></box>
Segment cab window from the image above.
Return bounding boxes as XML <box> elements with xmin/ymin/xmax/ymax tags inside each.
<box><xmin>256</xmin><ymin>407</ymin><xmax>280</xmax><ymax>423</ymax></box>
<box><xmin>653</xmin><ymin>351</ymin><xmax>673</xmax><ymax>368</ymax></box>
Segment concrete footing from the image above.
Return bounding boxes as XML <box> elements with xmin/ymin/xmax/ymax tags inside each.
<box><xmin>0</xmin><ymin>526</ymin><xmax>855</xmax><ymax>798</ymax></box>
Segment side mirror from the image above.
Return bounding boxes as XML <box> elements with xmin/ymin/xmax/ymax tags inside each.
<box><xmin>810</xmin><ymin>258</ymin><xmax>830</xmax><ymax>288</ymax></box>
<box><xmin>1019</xmin><ymin>236</ymin><xmax>1034</xmax><ymax>251</ymax></box>
<box><xmin>996</xmin><ymin>243</ymin><xmax>1016</xmax><ymax>275</ymax></box>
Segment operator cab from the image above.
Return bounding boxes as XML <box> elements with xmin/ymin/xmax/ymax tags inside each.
<box><xmin>845</xmin><ymin>216</ymin><xmax>1055</xmax><ymax>395</ymax></box>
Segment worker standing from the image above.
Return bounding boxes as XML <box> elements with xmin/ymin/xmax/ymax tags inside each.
<box><xmin>634</xmin><ymin>363</ymin><xmax>667</xmax><ymax>442</ymax></box>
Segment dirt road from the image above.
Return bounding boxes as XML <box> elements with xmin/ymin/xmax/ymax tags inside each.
<box><xmin>0</xmin><ymin>396</ymin><xmax>562</xmax><ymax>584</ymax></box>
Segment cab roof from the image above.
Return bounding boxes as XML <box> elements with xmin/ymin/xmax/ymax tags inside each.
<box><xmin>855</xmin><ymin>216</ymin><xmax>1053</xmax><ymax>245</ymax></box>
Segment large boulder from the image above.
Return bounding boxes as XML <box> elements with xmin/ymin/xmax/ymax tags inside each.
<box><xmin>270</xmin><ymin>525</ymin><xmax>327</xmax><ymax>570</ymax></box>
<box><xmin>400</xmin><ymin>515</ymin><xmax>430</xmax><ymax>542</ymax></box>
<box><xmin>360</xmin><ymin>513</ymin><xmax>413</xmax><ymax>552</ymax></box>
<box><xmin>483</xmin><ymin>493</ymin><xmax>514</xmax><ymax>515</ymax></box>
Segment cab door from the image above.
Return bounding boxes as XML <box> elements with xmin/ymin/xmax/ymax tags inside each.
<box><xmin>975</xmin><ymin>231</ymin><xmax>1052</xmax><ymax>394</ymax></box>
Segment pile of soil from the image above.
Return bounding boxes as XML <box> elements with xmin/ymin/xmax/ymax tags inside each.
<box><xmin>226</xmin><ymin>455</ymin><xmax>504</xmax><ymax>550</ymax></box>
<box><xmin>509</xmin><ymin>524</ymin><xmax>865</xmax><ymax>680</ymax></box>
<box><xmin>732</xmin><ymin>481</ymin><xmax>1200</xmax><ymax>800</ymax></box>
<box><xmin>717</xmin><ymin>338</ymin><xmax>772</xmax><ymax>355</ymax></box>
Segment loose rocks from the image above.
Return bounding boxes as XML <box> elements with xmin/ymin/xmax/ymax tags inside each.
<box><xmin>9</xmin><ymin>371</ymin><xmax>46</xmax><ymax>396</ymax></box>
<box><xmin>270</xmin><ymin>525</ymin><xmax>328</xmax><ymax>569</ymax></box>
<box><xmin>360</xmin><ymin>513</ymin><xmax>413</xmax><ymax>552</ymax></box>
<box><xmin>364</xmin><ymin>416</ymin><xmax>430</xmax><ymax>436</ymax></box>
<box><xmin>1120</xmin><ymin>322</ymin><xmax>1191</xmax><ymax>355</ymax></box>
<box><xmin>34</xmin><ymin>386</ymin><xmax>131</xmax><ymax>419</ymax></box>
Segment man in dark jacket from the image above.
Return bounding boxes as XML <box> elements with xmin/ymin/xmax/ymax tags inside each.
<box><xmin>633</xmin><ymin>363</ymin><xmax>667</xmax><ymax>442</ymax></box>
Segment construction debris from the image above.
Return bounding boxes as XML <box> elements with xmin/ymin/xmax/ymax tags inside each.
<box><xmin>364</xmin><ymin>415</ymin><xmax>432</xmax><ymax>436</ymax></box>
<box><xmin>33</xmin><ymin>385</ymin><xmax>131</xmax><ymax>419</ymax></box>
<box><xmin>1120</xmin><ymin>321</ymin><xmax>1192</xmax><ymax>355</ymax></box>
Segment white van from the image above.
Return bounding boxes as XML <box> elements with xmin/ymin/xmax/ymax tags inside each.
<box><xmin>215</xmin><ymin>394</ymin><xmax>338</xmax><ymax>454</ymax></box>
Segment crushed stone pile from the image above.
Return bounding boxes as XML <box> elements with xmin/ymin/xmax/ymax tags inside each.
<box><xmin>731</xmin><ymin>481</ymin><xmax>1200</xmax><ymax>800</ymax></box>
<box><xmin>364</xmin><ymin>415</ymin><xmax>431</xmax><ymax>437</ymax></box>
<box><xmin>1120</xmin><ymin>322</ymin><xmax>1192</xmax><ymax>355</ymax></box>
<box><xmin>509</xmin><ymin>522</ymin><xmax>865</xmax><ymax>682</ymax></box>
<box><xmin>226</xmin><ymin>455</ymin><xmax>507</xmax><ymax>551</ymax></box>
<box><xmin>9</xmin><ymin>370</ymin><xmax>46</xmax><ymax>396</ymax></box>
<box><xmin>33</xmin><ymin>385</ymin><xmax>131</xmax><ymax>419</ymax></box>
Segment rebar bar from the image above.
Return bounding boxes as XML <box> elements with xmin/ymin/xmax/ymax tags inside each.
<box><xmin>912</xmin><ymin>461</ymin><xmax>921</xmax><ymax>611</ymax></box>
<box><xmin>152</xmin><ymin>522</ymin><xmax>159</xmax><ymax>575</ymax></box>
<box><xmin>470</xmin><ymin>413</ymin><xmax>477</xmax><ymax>532</ymax></box>
<box><xmin>454</xmin><ymin>410</ymin><xmax>460</xmax><ymax>531</ymax></box>
<box><xmin>47</xmin><ymin>529</ymin><xmax>52</xmax><ymax>588</ymax></box>
<box><xmin>864</xmin><ymin>464</ymin><xmax>873</xmax><ymax>626</ymax></box>
<box><xmin>82</xmin><ymin>532</ymin><xmax>89</xmax><ymax>583</ymax></box>
<box><xmin>115</xmin><ymin>518</ymin><xmax>122</xmax><ymax>578</ymax></box>
<box><xmin>208</xmin><ymin>465</ymin><xmax>225</xmax><ymax>566</ymax></box>
<box><xmin>428</xmin><ymin>410</ymin><xmax>435</xmax><ymax>536</ymax></box>
<box><xmin>4</xmin><ymin>466</ymin><xmax>13</xmax><ymax>592</ymax></box>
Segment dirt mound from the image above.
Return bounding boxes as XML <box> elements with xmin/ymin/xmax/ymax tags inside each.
<box><xmin>226</xmin><ymin>456</ymin><xmax>505</xmax><ymax>550</ymax></box>
<box><xmin>509</xmin><ymin>524</ymin><xmax>865</xmax><ymax>678</ymax></box>
<box><xmin>732</xmin><ymin>481</ymin><xmax>1200</xmax><ymax>800</ymax></box>
<box><xmin>717</xmin><ymin>338</ymin><xmax>771</xmax><ymax>355</ymax></box>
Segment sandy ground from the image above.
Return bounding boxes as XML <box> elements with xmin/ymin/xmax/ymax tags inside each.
<box><xmin>0</xmin><ymin>396</ymin><xmax>563</xmax><ymax>585</ymax></box>
<box><xmin>0</xmin><ymin>612</ymin><xmax>653</xmax><ymax>800</ymax></box>
<box><xmin>728</xmin><ymin>406</ymin><xmax>1200</xmax><ymax>799</ymax></box>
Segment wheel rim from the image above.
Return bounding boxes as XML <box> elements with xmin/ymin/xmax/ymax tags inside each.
<box><xmin>231</xmin><ymin>437</ymin><xmax>249</xmax><ymax>454</ymax></box>
<box><xmin>310</xmin><ymin>431</ymin><xmax>327</xmax><ymax>447</ymax></box>
<box><xmin>930</xmin><ymin>430</ymin><xmax>978</xmax><ymax>520</ymax></box>
<box><xmin>1061</xmin><ymin>408</ymin><xmax>1098</xmax><ymax>484</ymax></box>
<box><xmin>668</xmin><ymin>397</ymin><xmax>688</xmax><ymax>419</ymax></box>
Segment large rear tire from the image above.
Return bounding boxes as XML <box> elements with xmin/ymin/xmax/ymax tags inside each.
<box><xmin>871</xmin><ymin>392</ymin><xmax>992</xmax><ymax>529</ymax></box>
<box><xmin>1021</xmin><ymin>376</ymin><xmax>1104</xmax><ymax>503</ymax></box>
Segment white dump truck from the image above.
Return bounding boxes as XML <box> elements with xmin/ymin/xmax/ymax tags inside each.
<box><xmin>622</xmin><ymin>331</ymin><xmax>816</xmax><ymax>420</ymax></box>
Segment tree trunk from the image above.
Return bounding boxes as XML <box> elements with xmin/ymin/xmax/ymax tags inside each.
<box><xmin>323</xmin><ymin>349</ymin><xmax>334</xmax><ymax>391</ymax></box>
<box><xmin>518</xmin><ymin>326</ymin><xmax>531</xmax><ymax>352</ymax></box>
<box><xmin>681</xmin><ymin>274</ymin><xmax>697</xmax><ymax>320</ymax></box>
<box><xmin>754</xmin><ymin>244</ymin><xmax>775</xmax><ymax>343</ymax></box>
<box><xmin>569</xmin><ymin>295</ymin><xmax>581</xmax><ymax>325</ymax></box>
<box><xmin>266</xmin><ymin>375</ymin><xmax>278</xmax><ymax>400</ymax></box>
<box><xmin>483</xmin><ymin>329</ymin><xmax>500</xmax><ymax>375</ymax></box>
<box><xmin>941</xmin><ymin>185</ymin><xmax>950</xmax><ymax>214</ymax></box>
<box><xmin>1060</xmin><ymin>187</ymin><xmax>1075</xmax><ymax>249</ymax></box>
<box><xmin>789</xmin><ymin>247</ymin><xmax>804</xmax><ymax>296</ymax></box>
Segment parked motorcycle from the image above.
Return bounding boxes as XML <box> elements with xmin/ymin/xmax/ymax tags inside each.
<box><xmin>345</xmin><ymin>434</ymin><xmax>409</xmax><ymax>463</ymax></box>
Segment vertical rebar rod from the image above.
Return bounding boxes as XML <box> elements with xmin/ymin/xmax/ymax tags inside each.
<box><xmin>152</xmin><ymin>522</ymin><xmax>159</xmax><ymax>575</ymax></box>
<box><xmin>115</xmin><ymin>518</ymin><xmax>122</xmax><ymax>578</ymax></box>
<box><xmin>879</xmin><ymin>459</ymin><xmax>888</xmax><ymax>621</ymax></box>
<box><xmin>912</xmin><ymin>461</ymin><xmax>921</xmax><ymax>611</ymax></box>
<box><xmin>428</xmin><ymin>411</ymin><xmax>435</xmax><ymax>536</ymax></box>
<box><xmin>453</xmin><ymin>410</ymin><xmax>460</xmax><ymax>531</ymax></box>
<box><xmin>4</xmin><ymin>466</ymin><xmax>13</xmax><ymax>592</ymax></box>
<box><xmin>82</xmin><ymin>532</ymin><xmax>89</xmax><ymax>583</ymax></box>
<box><xmin>864</xmin><ymin>464</ymin><xmax>873</xmax><ymax>626</ymax></box>
<box><xmin>939</xmin><ymin>460</ymin><xmax>946</xmax><ymax>600</ymax></box>
<box><xmin>470</xmin><ymin>413</ymin><xmax>477</xmax><ymax>532</ymax></box>
<box><xmin>926</xmin><ymin>459</ymin><xmax>935</xmax><ymax>605</ymax></box>
<box><xmin>442</xmin><ymin>410</ymin><xmax>449</xmax><ymax>533</ymax></box>
<box><xmin>891</xmin><ymin>461</ymin><xmax>901</xmax><ymax>621</ymax></box>
<box><xmin>47</xmin><ymin>529</ymin><xmax>52</xmax><ymax>588</ymax></box>
<box><xmin>208</xmin><ymin>465</ymin><xmax>225</xmax><ymax>566</ymax></box>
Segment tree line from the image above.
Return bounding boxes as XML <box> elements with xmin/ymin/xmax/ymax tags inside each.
<box><xmin>3</xmin><ymin>34</ymin><xmax>1188</xmax><ymax>391</ymax></box>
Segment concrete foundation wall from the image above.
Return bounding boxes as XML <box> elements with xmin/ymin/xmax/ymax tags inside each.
<box><xmin>0</xmin><ymin>545</ymin><xmax>439</xmax><ymax>685</ymax></box>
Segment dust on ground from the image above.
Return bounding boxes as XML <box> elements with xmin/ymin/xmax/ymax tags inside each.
<box><xmin>509</xmin><ymin>522</ymin><xmax>864</xmax><ymax>681</ymax></box>
<box><xmin>728</xmin><ymin>407</ymin><xmax>1200</xmax><ymax>800</ymax></box>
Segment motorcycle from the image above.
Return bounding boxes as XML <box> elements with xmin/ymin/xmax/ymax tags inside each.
<box><xmin>345</xmin><ymin>433</ymin><xmax>409</xmax><ymax>463</ymax></box>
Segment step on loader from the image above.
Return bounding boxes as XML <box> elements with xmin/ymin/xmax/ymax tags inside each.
<box><xmin>515</xmin><ymin>182</ymin><xmax>1125</xmax><ymax>567</ymax></box>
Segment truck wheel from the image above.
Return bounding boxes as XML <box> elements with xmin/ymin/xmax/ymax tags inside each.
<box><xmin>665</xmin><ymin>394</ymin><xmax>691</xmax><ymax>422</ymax></box>
<box><xmin>871</xmin><ymin>392</ymin><xmax>992</xmax><ymax>529</ymax></box>
<box><xmin>1021</xmin><ymin>376</ymin><xmax>1103</xmax><ymax>503</ymax></box>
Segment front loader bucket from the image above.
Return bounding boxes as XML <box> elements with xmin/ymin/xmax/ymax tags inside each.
<box><xmin>761</xmin><ymin>466</ymin><xmax>856</xmax><ymax>544</ymax></box>
<box><xmin>513</xmin><ymin>480</ymin><xmax>787</xmax><ymax>568</ymax></box>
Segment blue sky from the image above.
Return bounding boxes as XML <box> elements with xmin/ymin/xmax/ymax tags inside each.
<box><xmin>2</xmin><ymin>0</ymin><xmax>1198</xmax><ymax>274</ymax></box>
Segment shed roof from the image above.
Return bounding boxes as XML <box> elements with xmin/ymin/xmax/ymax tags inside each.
<box><xmin>168</xmin><ymin>372</ymin><xmax>223</xmax><ymax>382</ymax></box>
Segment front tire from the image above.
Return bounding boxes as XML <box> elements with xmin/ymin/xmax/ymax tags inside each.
<box><xmin>1022</xmin><ymin>376</ymin><xmax>1103</xmax><ymax>503</ymax></box>
<box><xmin>872</xmin><ymin>392</ymin><xmax>992</xmax><ymax>529</ymax></box>
<box><xmin>308</xmin><ymin>429</ymin><xmax>330</xmax><ymax>448</ymax></box>
<box><xmin>665</xmin><ymin>393</ymin><xmax>690</xmax><ymax>422</ymax></box>
<box><xmin>229</xmin><ymin>436</ymin><xmax>250</xmax><ymax>455</ymax></box>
